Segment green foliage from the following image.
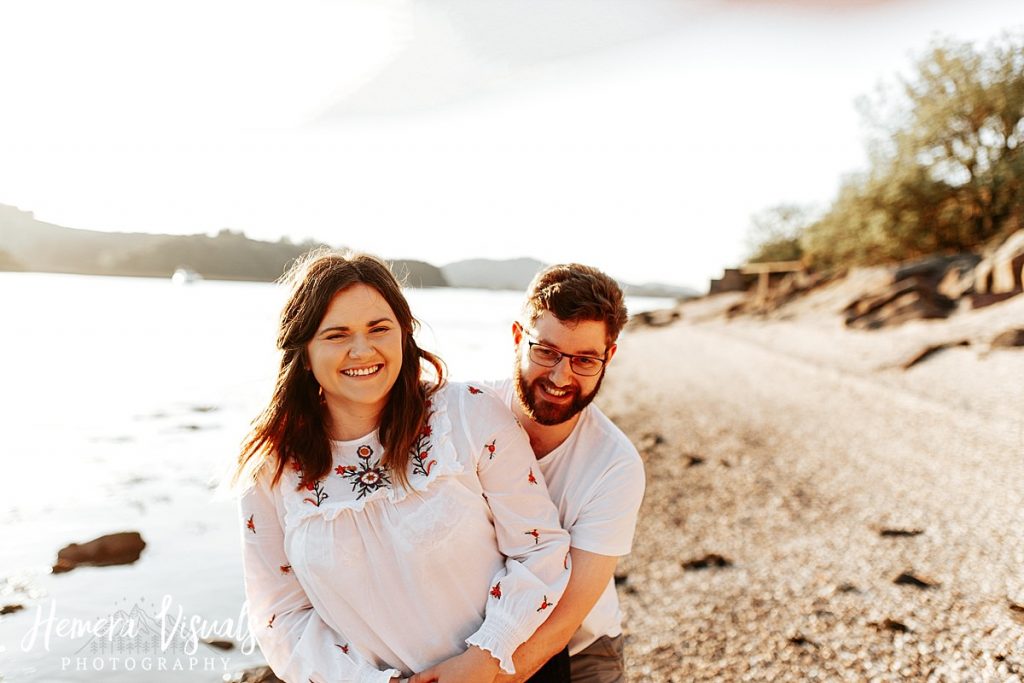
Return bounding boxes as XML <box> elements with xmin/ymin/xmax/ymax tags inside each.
<box><xmin>801</xmin><ymin>32</ymin><xmax>1024</xmax><ymax>269</ymax></box>
<box><xmin>745</xmin><ymin>204</ymin><xmax>808</xmax><ymax>263</ymax></box>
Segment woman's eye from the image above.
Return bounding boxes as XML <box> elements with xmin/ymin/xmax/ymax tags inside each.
<box><xmin>371</xmin><ymin>326</ymin><xmax>389</xmax><ymax>334</ymax></box>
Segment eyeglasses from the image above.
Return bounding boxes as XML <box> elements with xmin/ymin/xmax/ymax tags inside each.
<box><xmin>523</xmin><ymin>333</ymin><xmax>607</xmax><ymax>377</ymax></box>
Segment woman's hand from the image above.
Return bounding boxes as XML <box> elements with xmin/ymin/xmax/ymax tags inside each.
<box><xmin>408</xmin><ymin>646</ymin><xmax>501</xmax><ymax>683</ymax></box>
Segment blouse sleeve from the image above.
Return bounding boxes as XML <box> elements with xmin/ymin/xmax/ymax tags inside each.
<box><xmin>239</xmin><ymin>470</ymin><xmax>400</xmax><ymax>683</ymax></box>
<box><xmin>459</xmin><ymin>390</ymin><xmax>572</xmax><ymax>674</ymax></box>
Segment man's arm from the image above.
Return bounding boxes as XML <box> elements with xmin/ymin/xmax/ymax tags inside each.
<box><xmin>496</xmin><ymin>547</ymin><xmax>620</xmax><ymax>683</ymax></box>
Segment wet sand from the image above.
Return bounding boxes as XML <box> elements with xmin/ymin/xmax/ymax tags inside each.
<box><xmin>601</xmin><ymin>291</ymin><xmax>1024</xmax><ymax>681</ymax></box>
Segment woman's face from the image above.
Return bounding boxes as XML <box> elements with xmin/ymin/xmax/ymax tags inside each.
<box><xmin>306</xmin><ymin>283</ymin><xmax>404</xmax><ymax>425</ymax></box>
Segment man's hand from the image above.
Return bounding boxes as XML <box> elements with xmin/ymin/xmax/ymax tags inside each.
<box><xmin>409</xmin><ymin>645</ymin><xmax>501</xmax><ymax>683</ymax></box>
<box><xmin>495</xmin><ymin>548</ymin><xmax>620</xmax><ymax>683</ymax></box>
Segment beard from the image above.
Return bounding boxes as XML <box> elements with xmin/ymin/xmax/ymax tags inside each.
<box><xmin>513</xmin><ymin>359</ymin><xmax>604</xmax><ymax>426</ymax></box>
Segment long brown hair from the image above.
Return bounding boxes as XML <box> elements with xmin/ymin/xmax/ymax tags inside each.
<box><xmin>234</xmin><ymin>249</ymin><xmax>445</xmax><ymax>490</ymax></box>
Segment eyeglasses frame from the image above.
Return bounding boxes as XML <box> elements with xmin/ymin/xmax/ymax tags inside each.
<box><xmin>519</xmin><ymin>328</ymin><xmax>609</xmax><ymax>377</ymax></box>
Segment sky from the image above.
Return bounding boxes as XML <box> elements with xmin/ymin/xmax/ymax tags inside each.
<box><xmin>1</xmin><ymin>0</ymin><xmax>1023</xmax><ymax>290</ymax></box>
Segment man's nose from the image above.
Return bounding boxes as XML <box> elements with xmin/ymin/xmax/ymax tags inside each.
<box><xmin>548</xmin><ymin>356</ymin><xmax>574</xmax><ymax>385</ymax></box>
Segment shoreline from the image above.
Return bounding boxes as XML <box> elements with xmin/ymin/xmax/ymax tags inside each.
<box><xmin>601</xmin><ymin>292</ymin><xmax>1023</xmax><ymax>680</ymax></box>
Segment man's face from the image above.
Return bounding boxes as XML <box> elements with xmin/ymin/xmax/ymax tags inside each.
<box><xmin>513</xmin><ymin>311</ymin><xmax>617</xmax><ymax>426</ymax></box>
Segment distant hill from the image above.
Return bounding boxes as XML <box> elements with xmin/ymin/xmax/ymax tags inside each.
<box><xmin>390</xmin><ymin>259</ymin><xmax>448</xmax><ymax>287</ymax></box>
<box><xmin>0</xmin><ymin>204</ymin><xmax>693</xmax><ymax>294</ymax></box>
<box><xmin>0</xmin><ymin>204</ymin><xmax>451</xmax><ymax>286</ymax></box>
<box><xmin>621</xmin><ymin>282</ymin><xmax>700</xmax><ymax>299</ymax></box>
<box><xmin>443</xmin><ymin>256</ymin><xmax>697</xmax><ymax>299</ymax></box>
<box><xmin>442</xmin><ymin>257</ymin><xmax>548</xmax><ymax>290</ymax></box>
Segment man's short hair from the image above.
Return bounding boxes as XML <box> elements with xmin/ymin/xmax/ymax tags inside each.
<box><xmin>523</xmin><ymin>263</ymin><xmax>628</xmax><ymax>345</ymax></box>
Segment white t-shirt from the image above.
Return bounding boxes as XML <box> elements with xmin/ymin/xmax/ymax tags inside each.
<box><xmin>238</xmin><ymin>382</ymin><xmax>571</xmax><ymax>681</ymax></box>
<box><xmin>486</xmin><ymin>379</ymin><xmax>646</xmax><ymax>656</ymax></box>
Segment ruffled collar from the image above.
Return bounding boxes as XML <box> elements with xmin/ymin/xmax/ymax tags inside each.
<box><xmin>280</xmin><ymin>385</ymin><xmax>463</xmax><ymax>525</ymax></box>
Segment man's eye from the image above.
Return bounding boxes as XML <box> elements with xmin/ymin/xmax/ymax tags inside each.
<box><xmin>534</xmin><ymin>347</ymin><xmax>559</xmax><ymax>359</ymax></box>
<box><xmin>575</xmin><ymin>357</ymin><xmax>598</xmax><ymax>368</ymax></box>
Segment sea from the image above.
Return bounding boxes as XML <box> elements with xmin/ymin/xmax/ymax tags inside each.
<box><xmin>0</xmin><ymin>272</ymin><xmax>674</xmax><ymax>682</ymax></box>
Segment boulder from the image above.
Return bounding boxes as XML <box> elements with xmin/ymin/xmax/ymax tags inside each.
<box><xmin>975</xmin><ymin>230</ymin><xmax>1024</xmax><ymax>295</ymax></box>
<box><xmin>843</xmin><ymin>274</ymin><xmax>956</xmax><ymax>329</ymax></box>
<box><xmin>628</xmin><ymin>308</ymin><xmax>681</xmax><ymax>328</ymax></box>
<box><xmin>900</xmin><ymin>341</ymin><xmax>969</xmax><ymax>369</ymax></box>
<box><xmin>936</xmin><ymin>254</ymin><xmax>981</xmax><ymax>299</ymax></box>
<box><xmin>52</xmin><ymin>531</ymin><xmax>146</xmax><ymax>574</ymax></box>
<box><xmin>991</xmin><ymin>328</ymin><xmax>1024</xmax><ymax>348</ymax></box>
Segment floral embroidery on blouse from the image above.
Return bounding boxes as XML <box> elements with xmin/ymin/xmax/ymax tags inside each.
<box><xmin>246</xmin><ymin>514</ymin><xmax>256</xmax><ymax>533</ymax></box>
<box><xmin>267</xmin><ymin>614</ymin><xmax>276</xmax><ymax>628</ymax></box>
<box><xmin>410</xmin><ymin>420</ymin><xmax>436</xmax><ymax>478</ymax></box>
<box><xmin>490</xmin><ymin>582</ymin><xmax>502</xmax><ymax>599</ymax></box>
<box><xmin>335</xmin><ymin>643</ymin><xmax>349</xmax><ymax>654</ymax></box>
<box><xmin>468</xmin><ymin>385</ymin><xmax>483</xmax><ymax>394</ymax></box>
<box><xmin>302</xmin><ymin>479</ymin><xmax>329</xmax><ymax>507</ymax></box>
<box><xmin>279</xmin><ymin>564</ymin><xmax>292</xmax><ymax>574</ymax></box>
<box><xmin>338</xmin><ymin>444</ymin><xmax>392</xmax><ymax>499</ymax></box>
<box><xmin>485</xmin><ymin>439</ymin><xmax>497</xmax><ymax>459</ymax></box>
<box><xmin>537</xmin><ymin>596</ymin><xmax>554</xmax><ymax>612</ymax></box>
<box><xmin>524</xmin><ymin>529</ymin><xmax>539</xmax><ymax>544</ymax></box>
<box><xmin>527</xmin><ymin>468</ymin><xmax>538</xmax><ymax>485</ymax></box>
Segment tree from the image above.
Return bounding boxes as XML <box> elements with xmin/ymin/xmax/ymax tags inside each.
<box><xmin>745</xmin><ymin>204</ymin><xmax>810</xmax><ymax>263</ymax></box>
<box><xmin>802</xmin><ymin>32</ymin><xmax>1024</xmax><ymax>269</ymax></box>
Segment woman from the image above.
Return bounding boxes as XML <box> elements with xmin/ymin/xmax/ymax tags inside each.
<box><xmin>235</xmin><ymin>250</ymin><xmax>571</xmax><ymax>682</ymax></box>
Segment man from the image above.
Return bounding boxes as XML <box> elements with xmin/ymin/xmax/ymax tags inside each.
<box><xmin>489</xmin><ymin>263</ymin><xmax>646</xmax><ymax>683</ymax></box>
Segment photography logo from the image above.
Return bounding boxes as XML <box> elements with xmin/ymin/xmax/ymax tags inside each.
<box><xmin>21</xmin><ymin>596</ymin><xmax>252</xmax><ymax>674</ymax></box>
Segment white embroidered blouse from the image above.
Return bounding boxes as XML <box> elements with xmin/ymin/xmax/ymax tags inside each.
<box><xmin>238</xmin><ymin>382</ymin><xmax>571</xmax><ymax>682</ymax></box>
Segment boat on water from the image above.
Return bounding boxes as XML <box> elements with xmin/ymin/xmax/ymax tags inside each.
<box><xmin>171</xmin><ymin>267</ymin><xmax>202</xmax><ymax>285</ymax></box>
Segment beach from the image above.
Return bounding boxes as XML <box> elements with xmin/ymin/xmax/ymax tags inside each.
<box><xmin>602</xmin><ymin>285</ymin><xmax>1024</xmax><ymax>681</ymax></box>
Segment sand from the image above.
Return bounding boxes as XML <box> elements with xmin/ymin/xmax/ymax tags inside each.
<box><xmin>600</xmin><ymin>288</ymin><xmax>1024</xmax><ymax>681</ymax></box>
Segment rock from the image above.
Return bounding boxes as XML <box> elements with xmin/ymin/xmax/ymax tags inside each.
<box><xmin>879</xmin><ymin>528</ymin><xmax>924</xmax><ymax>537</ymax></box>
<box><xmin>682</xmin><ymin>554</ymin><xmax>732</xmax><ymax>571</ymax></box>
<box><xmin>629</xmin><ymin>309</ymin><xmax>681</xmax><ymax>328</ymax></box>
<box><xmin>991</xmin><ymin>328</ymin><xmax>1024</xmax><ymax>348</ymax></box>
<box><xmin>975</xmin><ymin>230</ymin><xmax>1024</xmax><ymax>295</ymax></box>
<box><xmin>900</xmin><ymin>341</ymin><xmax>969</xmax><ymax>370</ymax></box>
<box><xmin>222</xmin><ymin>665</ymin><xmax>284</xmax><ymax>683</ymax></box>
<box><xmin>0</xmin><ymin>604</ymin><xmax>25</xmax><ymax>615</ymax></box>
<box><xmin>843</xmin><ymin>275</ymin><xmax>956</xmax><ymax>329</ymax></box>
<box><xmin>614</xmin><ymin>572</ymin><xmax>629</xmax><ymax>585</ymax></box>
<box><xmin>1009</xmin><ymin>600</ymin><xmax>1024</xmax><ymax>625</ymax></box>
<box><xmin>685</xmin><ymin>454</ymin><xmax>706</xmax><ymax>467</ymax></box>
<box><xmin>875</xmin><ymin>618</ymin><xmax>911</xmax><ymax>633</ymax></box>
<box><xmin>834</xmin><ymin>583</ymin><xmax>860</xmax><ymax>594</ymax></box>
<box><xmin>936</xmin><ymin>254</ymin><xmax>981</xmax><ymax>299</ymax></box>
<box><xmin>893</xmin><ymin>254</ymin><xmax>963</xmax><ymax>282</ymax></box>
<box><xmin>893</xmin><ymin>571</ymin><xmax>939</xmax><ymax>589</ymax></box>
<box><xmin>52</xmin><ymin>531</ymin><xmax>146</xmax><ymax>574</ymax></box>
<box><xmin>789</xmin><ymin>634</ymin><xmax>818</xmax><ymax>647</ymax></box>
<box><xmin>203</xmin><ymin>638</ymin><xmax>234</xmax><ymax>650</ymax></box>
<box><xmin>637</xmin><ymin>433</ymin><xmax>665</xmax><ymax>452</ymax></box>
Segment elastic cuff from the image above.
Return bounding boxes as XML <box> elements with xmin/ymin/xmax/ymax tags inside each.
<box><xmin>465</xmin><ymin>618</ymin><xmax>522</xmax><ymax>675</ymax></box>
<box><xmin>360</xmin><ymin>666</ymin><xmax>402</xmax><ymax>683</ymax></box>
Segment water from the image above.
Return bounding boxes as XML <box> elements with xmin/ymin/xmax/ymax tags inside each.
<box><xmin>0</xmin><ymin>272</ymin><xmax>673</xmax><ymax>682</ymax></box>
